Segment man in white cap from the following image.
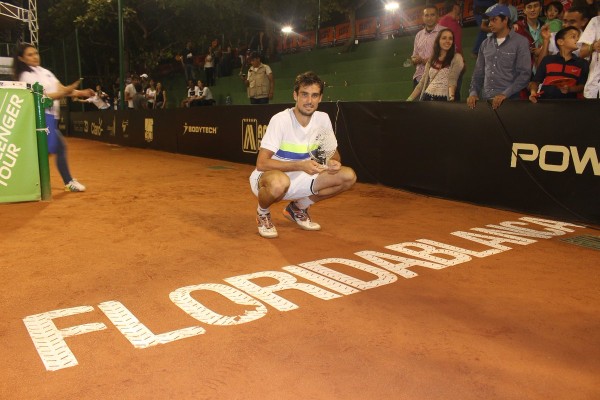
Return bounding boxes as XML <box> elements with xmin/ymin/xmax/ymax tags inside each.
<box><xmin>467</xmin><ymin>4</ymin><xmax>531</xmax><ymax>110</ymax></box>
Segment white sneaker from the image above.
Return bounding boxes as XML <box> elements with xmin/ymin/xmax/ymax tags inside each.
<box><xmin>257</xmin><ymin>212</ymin><xmax>278</xmax><ymax>238</ymax></box>
<box><xmin>65</xmin><ymin>179</ymin><xmax>86</xmax><ymax>192</ymax></box>
<box><xmin>283</xmin><ymin>202</ymin><xmax>321</xmax><ymax>231</ymax></box>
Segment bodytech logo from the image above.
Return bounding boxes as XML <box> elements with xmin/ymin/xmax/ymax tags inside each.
<box><xmin>242</xmin><ymin>118</ymin><xmax>268</xmax><ymax>153</ymax></box>
<box><xmin>511</xmin><ymin>143</ymin><xmax>600</xmax><ymax>176</ymax></box>
<box><xmin>182</xmin><ymin>123</ymin><xmax>218</xmax><ymax>135</ymax></box>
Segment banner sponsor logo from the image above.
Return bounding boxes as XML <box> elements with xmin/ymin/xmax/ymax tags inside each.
<box><xmin>90</xmin><ymin>119</ymin><xmax>103</xmax><ymax>137</ymax></box>
<box><xmin>242</xmin><ymin>118</ymin><xmax>268</xmax><ymax>154</ymax></box>
<box><xmin>182</xmin><ymin>123</ymin><xmax>218</xmax><ymax>135</ymax></box>
<box><xmin>144</xmin><ymin>118</ymin><xmax>154</xmax><ymax>143</ymax></box>
<box><xmin>0</xmin><ymin>93</ymin><xmax>24</xmax><ymax>187</ymax></box>
<box><xmin>511</xmin><ymin>143</ymin><xmax>600</xmax><ymax>176</ymax></box>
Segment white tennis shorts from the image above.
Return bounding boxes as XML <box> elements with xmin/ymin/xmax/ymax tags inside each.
<box><xmin>249</xmin><ymin>169</ymin><xmax>318</xmax><ymax>200</ymax></box>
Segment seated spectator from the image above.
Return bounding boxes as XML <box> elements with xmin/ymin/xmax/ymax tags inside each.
<box><xmin>407</xmin><ymin>29</ymin><xmax>464</xmax><ymax>101</ymax></box>
<box><xmin>145</xmin><ymin>79</ymin><xmax>156</xmax><ymax>109</ymax></box>
<box><xmin>545</xmin><ymin>1</ymin><xmax>565</xmax><ymax>32</ymax></box>
<box><xmin>528</xmin><ymin>26</ymin><xmax>589</xmax><ymax>102</ymax></box>
<box><xmin>155</xmin><ymin>82</ymin><xmax>167</xmax><ymax>109</ymax></box>
<box><xmin>180</xmin><ymin>79</ymin><xmax>199</xmax><ymax>107</ymax></box>
<box><xmin>132</xmin><ymin>83</ymin><xmax>147</xmax><ymax>109</ymax></box>
<box><xmin>74</xmin><ymin>85</ymin><xmax>111</xmax><ymax>110</ymax></box>
<box><xmin>190</xmin><ymin>79</ymin><xmax>215</xmax><ymax>106</ymax></box>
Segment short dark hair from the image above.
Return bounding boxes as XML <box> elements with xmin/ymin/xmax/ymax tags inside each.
<box><xmin>443</xmin><ymin>0</ymin><xmax>459</xmax><ymax>14</ymax></box>
<box><xmin>424</xmin><ymin>4</ymin><xmax>438</xmax><ymax>13</ymax></box>
<box><xmin>546</xmin><ymin>1</ymin><xmax>563</xmax><ymax>14</ymax></box>
<box><xmin>293</xmin><ymin>71</ymin><xmax>325</xmax><ymax>94</ymax></box>
<box><xmin>523</xmin><ymin>0</ymin><xmax>542</xmax><ymax>6</ymax></box>
<box><xmin>249</xmin><ymin>51</ymin><xmax>261</xmax><ymax>60</ymax></box>
<box><xmin>555</xmin><ymin>26</ymin><xmax>580</xmax><ymax>47</ymax></box>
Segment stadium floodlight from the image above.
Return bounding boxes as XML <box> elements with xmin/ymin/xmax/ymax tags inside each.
<box><xmin>281</xmin><ymin>26</ymin><xmax>293</xmax><ymax>34</ymax></box>
<box><xmin>385</xmin><ymin>2</ymin><xmax>400</xmax><ymax>11</ymax></box>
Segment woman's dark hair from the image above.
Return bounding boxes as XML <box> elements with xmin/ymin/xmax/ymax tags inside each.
<box><xmin>431</xmin><ymin>28</ymin><xmax>455</xmax><ymax>68</ymax></box>
<box><xmin>13</xmin><ymin>42</ymin><xmax>35</xmax><ymax>79</ymax></box>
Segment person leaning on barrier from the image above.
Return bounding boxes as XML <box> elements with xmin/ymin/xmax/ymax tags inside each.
<box><xmin>467</xmin><ymin>5</ymin><xmax>531</xmax><ymax>110</ymax></box>
<box><xmin>529</xmin><ymin>26</ymin><xmax>589</xmax><ymax>102</ymax></box>
<box><xmin>190</xmin><ymin>80</ymin><xmax>215</xmax><ymax>106</ymax></box>
<box><xmin>407</xmin><ymin>28</ymin><xmax>464</xmax><ymax>102</ymax></box>
<box><xmin>242</xmin><ymin>51</ymin><xmax>274</xmax><ymax>104</ymax></box>
<box><xmin>74</xmin><ymin>85</ymin><xmax>111</xmax><ymax>110</ymax></box>
<box><xmin>180</xmin><ymin>79</ymin><xmax>199</xmax><ymax>108</ymax></box>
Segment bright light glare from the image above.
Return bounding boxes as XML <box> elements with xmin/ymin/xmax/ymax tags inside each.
<box><xmin>281</xmin><ymin>26</ymin><xmax>293</xmax><ymax>33</ymax></box>
<box><xmin>385</xmin><ymin>2</ymin><xmax>400</xmax><ymax>11</ymax></box>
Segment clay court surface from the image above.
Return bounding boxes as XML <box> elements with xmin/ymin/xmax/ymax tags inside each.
<box><xmin>2</xmin><ymin>138</ymin><xmax>599</xmax><ymax>399</ymax></box>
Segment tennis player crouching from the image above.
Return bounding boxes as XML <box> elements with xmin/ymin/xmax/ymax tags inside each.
<box><xmin>249</xmin><ymin>71</ymin><xmax>356</xmax><ymax>238</ymax></box>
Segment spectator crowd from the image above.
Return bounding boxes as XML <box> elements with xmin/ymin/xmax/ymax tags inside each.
<box><xmin>408</xmin><ymin>0</ymin><xmax>600</xmax><ymax>106</ymax></box>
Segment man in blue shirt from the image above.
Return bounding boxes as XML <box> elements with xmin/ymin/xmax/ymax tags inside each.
<box><xmin>467</xmin><ymin>5</ymin><xmax>532</xmax><ymax>110</ymax></box>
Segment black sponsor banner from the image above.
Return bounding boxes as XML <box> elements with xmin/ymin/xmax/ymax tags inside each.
<box><xmin>339</xmin><ymin>101</ymin><xmax>600</xmax><ymax>225</ymax></box>
<box><xmin>68</xmin><ymin>100</ymin><xmax>600</xmax><ymax>225</ymax></box>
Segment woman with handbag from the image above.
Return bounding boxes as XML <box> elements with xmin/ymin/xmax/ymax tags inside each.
<box><xmin>407</xmin><ymin>28</ymin><xmax>464</xmax><ymax>102</ymax></box>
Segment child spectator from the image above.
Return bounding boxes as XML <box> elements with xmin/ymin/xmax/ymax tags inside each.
<box><xmin>528</xmin><ymin>26</ymin><xmax>589</xmax><ymax>101</ymax></box>
<box><xmin>546</xmin><ymin>1</ymin><xmax>565</xmax><ymax>32</ymax></box>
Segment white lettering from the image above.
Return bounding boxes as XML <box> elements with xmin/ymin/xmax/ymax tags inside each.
<box><xmin>170</xmin><ymin>283</ymin><xmax>267</xmax><ymax>325</ymax></box>
<box><xmin>299</xmin><ymin>258</ymin><xmax>397</xmax><ymax>290</ymax></box>
<box><xmin>354</xmin><ymin>250</ymin><xmax>446</xmax><ymax>278</ymax></box>
<box><xmin>98</xmin><ymin>301</ymin><xmax>205</xmax><ymax>348</ymax></box>
<box><xmin>22</xmin><ymin>306</ymin><xmax>107</xmax><ymax>371</ymax></box>
<box><xmin>225</xmin><ymin>271</ymin><xmax>341</xmax><ymax>312</ymax></box>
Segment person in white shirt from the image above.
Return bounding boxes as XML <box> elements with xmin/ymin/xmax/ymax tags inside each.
<box><xmin>14</xmin><ymin>43</ymin><xmax>94</xmax><ymax>192</ymax></box>
<box><xmin>578</xmin><ymin>15</ymin><xmax>600</xmax><ymax>97</ymax></box>
<box><xmin>249</xmin><ymin>71</ymin><xmax>356</xmax><ymax>238</ymax></box>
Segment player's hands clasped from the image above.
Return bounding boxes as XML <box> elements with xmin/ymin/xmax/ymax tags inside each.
<box><xmin>302</xmin><ymin>159</ymin><xmax>328</xmax><ymax>175</ymax></box>
<box><xmin>326</xmin><ymin>159</ymin><xmax>341</xmax><ymax>174</ymax></box>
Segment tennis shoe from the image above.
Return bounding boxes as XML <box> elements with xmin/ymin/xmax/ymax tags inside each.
<box><xmin>65</xmin><ymin>179</ymin><xmax>86</xmax><ymax>192</ymax></box>
<box><xmin>257</xmin><ymin>212</ymin><xmax>278</xmax><ymax>238</ymax></box>
<box><xmin>283</xmin><ymin>202</ymin><xmax>321</xmax><ymax>231</ymax></box>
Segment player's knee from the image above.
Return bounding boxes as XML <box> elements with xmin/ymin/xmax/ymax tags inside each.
<box><xmin>264</xmin><ymin>174</ymin><xmax>290</xmax><ymax>197</ymax></box>
<box><xmin>341</xmin><ymin>167</ymin><xmax>356</xmax><ymax>189</ymax></box>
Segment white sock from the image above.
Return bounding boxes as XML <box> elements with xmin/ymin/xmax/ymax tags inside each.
<box><xmin>257</xmin><ymin>205</ymin><xmax>270</xmax><ymax>215</ymax></box>
<box><xmin>294</xmin><ymin>197</ymin><xmax>314</xmax><ymax>210</ymax></box>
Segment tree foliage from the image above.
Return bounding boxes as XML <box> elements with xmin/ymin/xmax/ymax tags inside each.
<box><xmin>37</xmin><ymin>0</ymin><xmax>371</xmax><ymax>79</ymax></box>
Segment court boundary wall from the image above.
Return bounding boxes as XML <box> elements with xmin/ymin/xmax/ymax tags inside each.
<box><xmin>66</xmin><ymin>100</ymin><xmax>600</xmax><ymax>226</ymax></box>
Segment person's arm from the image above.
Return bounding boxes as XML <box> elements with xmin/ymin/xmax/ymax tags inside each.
<box><xmin>411</xmin><ymin>33</ymin><xmax>423</xmax><ymax>65</ymax></box>
<box><xmin>407</xmin><ymin>62</ymin><xmax>429</xmax><ymax>101</ymax></box>
<box><xmin>536</xmin><ymin>25</ymin><xmax>551</xmax><ymax>69</ymax></box>
<box><xmin>162</xmin><ymin>90</ymin><xmax>167</xmax><ymax>108</ymax></box>
<box><xmin>447</xmin><ymin>54</ymin><xmax>464</xmax><ymax>101</ymax></box>
<box><xmin>467</xmin><ymin>44</ymin><xmax>486</xmax><ymax>108</ymax></box>
<box><xmin>256</xmin><ymin>148</ymin><xmax>324</xmax><ymax>175</ymax></box>
<box><xmin>480</xmin><ymin>17</ymin><xmax>491</xmax><ymax>33</ymax></box>
<box><xmin>579</xmin><ymin>39</ymin><xmax>600</xmax><ymax>59</ymax></box>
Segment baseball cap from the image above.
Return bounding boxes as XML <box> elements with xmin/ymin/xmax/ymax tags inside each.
<box><xmin>486</xmin><ymin>4</ymin><xmax>510</xmax><ymax>17</ymax></box>
<box><xmin>140</xmin><ymin>73</ymin><xmax>148</xmax><ymax>78</ymax></box>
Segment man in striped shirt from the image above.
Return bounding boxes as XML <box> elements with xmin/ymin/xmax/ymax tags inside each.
<box><xmin>411</xmin><ymin>5</ymin><xmax>446</xmax><ymax>87</ymax></box>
